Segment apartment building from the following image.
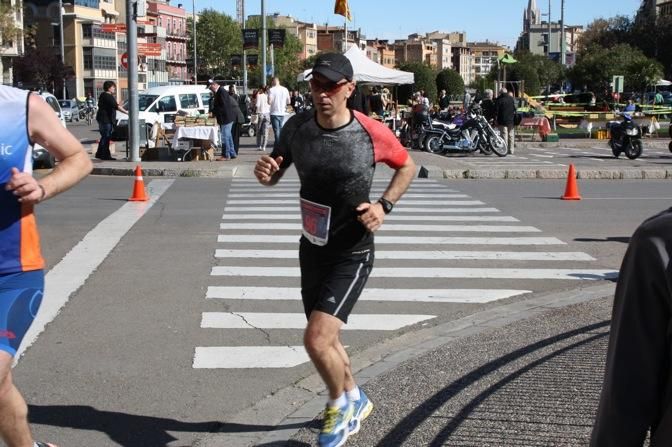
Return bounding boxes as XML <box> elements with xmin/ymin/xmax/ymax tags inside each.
<box><xmin>316</xmin><ymin>25</ymin><xmax>365</xmax><ymax>53</ymax></box>
<box><xmin>147</xmin><ymin>0</ymin><xmax>187</xmax><ymax>84</ymax></box>
<box><xmin>365</xmin><ymin>39</ymin><xmax>395</xmax><ymax>68</ymax></box>
<box><xmin>451</xmin><ymin>44</ymin><xmax>473</xmax><ymax>85</ymax></box>
<box><xmin>468</xmin><ymin>41</ymin><xmax>506</xmax><ymax>80</ymax></box>
<box><xmin>395</xmin><ymin>34</ymin><xmax>437</xmax><ymax>67</ymax></box>
<box><xmin>265</xmin><ymin>14</ymin><xmax>318</xmax><ymax>60</ymax></box>
<box><xmin>24</xmin><ymin>0</ymin><xmax>120</xmax><ymax>99</ymax></box>
<box><xmin>0</xmin><ymin>0</ymin><xmax>24</xmax><ymax>85</ymax></box>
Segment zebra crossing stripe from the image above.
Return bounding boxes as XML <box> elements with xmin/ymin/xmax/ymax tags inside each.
<box><xmin>225</xmin><ymin>199</ymin><xmax>486</xmax><ymax>206</ymax></box>
<box><xmin>214</xmin><ymin>249</ymin><xmax>595</xmax><ymax>261</ymax></box>
<box><xmin>211</xmin><ymin>266</ymin><xmax>617</xmax><ymax>280</ymax></box>
<box><xmin>217</xmin><ymin>235</ymin><xmax>565</xmax><ymax>245</ymax></box>
<box><xmin>200</xmin><ymin>312</ymin><xmax>435</xmax><ymax>330</ymax></box>
<box><xmin>220</xmin><ymin>214</ymin><xmax>519</xmax><ymax>222</ymax></box>
<box><xmin>218</xmin><ymin>223</ymin><xmax>540</xmax><ymax>232</ymax></box>
<box><xmin>205</xmin><ymin>286</ymin><xmax>532</xmax><ymax>303</ymax></box>
<box><xmin>223</xmin><ymin>207</ymin><xmax>502</xmax><ymax>213</ymax></box>
<box><xmin>193</xmin><ymin>346</ymin><xmax>309</xmax><ymax>369</ymax></box>
<box><xmin>227</xmin><ymin>193</ymin><xmax>469</xmax><ymax>199</ymax></box>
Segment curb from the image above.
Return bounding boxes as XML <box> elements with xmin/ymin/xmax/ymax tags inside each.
<box><xmin>193</xmin><ymin>282</ymin><xmax>615</xmax><ymax>447</ymax></box>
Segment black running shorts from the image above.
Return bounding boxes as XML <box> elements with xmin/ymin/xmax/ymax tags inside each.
<box><xmin>299</xmin><ymin>238</ymin><xmax>374</xmax><ymax>324</ymax></box>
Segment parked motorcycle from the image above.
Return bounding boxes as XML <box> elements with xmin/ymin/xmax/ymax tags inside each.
<box><xmin>423</xmin><ymin>105</ymin><xmax>507</xmax><ymax>157</ymax></box>
<box><xmin>609</xmin><ymin>113</ymin><xmax>643</xmax><ymax>159</ymax></box>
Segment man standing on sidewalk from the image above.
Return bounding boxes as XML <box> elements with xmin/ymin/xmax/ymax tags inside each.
<box><xmin>254</xmin><ymin>53</ymin><xmax>415</xmax><ymax>447</ymax></box>
<box><xmin>207</xmin><ymin>79</ymin><xmax>236</xmax><ymax>160</ymax></box>
<box><xmin>1</xmin><ymin>85</ymin><xmax>92</xmax><ymax>447</ymax></box>
<box><xmin>495</xmin><ymin>87</ymin><xmax>516</xmax><ymax>154</ymax></box>
<box><xmin>95</xmin><ymin>81</ymin><xmax>127</xmax><ymax>160</ymax></box>
<box><xmin>268</xmin><ymin>77</ymin><xmax>290</xmax><ymax>144</ymax></box>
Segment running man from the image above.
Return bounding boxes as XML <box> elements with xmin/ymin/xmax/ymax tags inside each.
<box><xmin>0</xmin><ymin>85</ymin><xmax>92</xmax><ymax>446</ymax></box>
<box><xmin>254</xmin><ymin>53</ymin><xmax>415</xmax><ymax>446</ymax></box>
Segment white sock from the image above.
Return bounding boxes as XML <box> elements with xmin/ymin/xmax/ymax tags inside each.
<box><xmin>328</xmin><ymin>393</ymin><xmax>348</xmax><ymax>409</ymax></box>
<box><xmin>346</xmin><ymin>386</ymin><xmax>361</xmax><ymax>401</ymax></box>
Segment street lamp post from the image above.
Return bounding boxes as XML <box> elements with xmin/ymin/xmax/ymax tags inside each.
<box><xmin>192</xmin><ymin>0</ymin><xmax>197</xmax><ymax>84</ymax></box>
<box><xmin>59</xmin><ymin>0</ymin><xmax>66</xmax><ymax>98</ymax></box>
<box><xmin>261</xmin><ymin>0</ymin><xmax>266</xmax><ymax>86</ymax></box>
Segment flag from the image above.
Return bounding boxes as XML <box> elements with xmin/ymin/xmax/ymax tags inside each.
<box><xmin>334</xmin><ymin>0</ymin><xmax>351</xmax><ymax>21</ymax></box>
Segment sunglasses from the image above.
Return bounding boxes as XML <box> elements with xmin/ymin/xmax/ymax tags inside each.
<box><xmin>309</xmin><ymin>78</ymin><xmax>350</xmax><ymax>95</ymax></box>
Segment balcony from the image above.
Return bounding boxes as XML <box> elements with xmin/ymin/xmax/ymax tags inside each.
<box><xmin>166</xmin><ymin>31</ymin><xmax>188</xmax><ymax>41</ymax></box>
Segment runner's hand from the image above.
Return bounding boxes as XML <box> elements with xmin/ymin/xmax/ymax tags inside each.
<box><xmin>356</xmin><ymin>202</ymin><xmax>385</xmax><ymax>232</ymax></box>
<box><xmin>5</xmin><ymin>167</ymin><xmax>44</xmax><ymax>205</ymax></box>
<box><xmin>254</xmin><ymin>155</ymin><xmax>283</xmax><ymax>184</ymax></box>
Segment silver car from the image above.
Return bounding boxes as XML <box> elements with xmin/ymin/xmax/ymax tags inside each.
<box><xmin>58</xmin><ymin>99</ymin><xmax>80</xmax><ymax>122</ymax></box>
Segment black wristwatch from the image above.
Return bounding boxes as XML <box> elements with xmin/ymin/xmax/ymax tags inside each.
<box><xmin>378</xmin><ymin>197</ymin><xmax>394</xmax><ymax>214</ymax></box>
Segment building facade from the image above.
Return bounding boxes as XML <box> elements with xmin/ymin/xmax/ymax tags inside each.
<box><xmin>395</xmin><ymin>34</ymin><xmax>437</xmax><ymax>67</ymax></box>
<box><xmin>0</xmin><ymin>0</ymin><xmax>24</xmax><ymax>85</ymax></box>
<box><xmin>24</xmin><ymin>0</ymin><xmax>120</xmax><ymax>99</ymax></box>
<box><xmin>147</xmin><ymin>0</ymin><xmax>187</xmax><ymax>84</ymax></box>
<box><xmin>451</xmin><ymin>44</ymin><xmax>473</xmax><ymax>84</ymax></box>
<box><xmin>468</xmin><ymin>41</ymin><xmax>506</xmax><ymax>80</ymax></box>
<box><xmin>365</xmin><ymin>39</ymin><xmax>395</xmax><ymax>68</ymax></box>
<box><xmin>267</xmin><ymin>14</ymin><xmax>318</xmax><ymax>60</ymax></box>
<box><xmin>316</xmin><ymin>26</ymin><xmax>365</xmax><ymax>53</ymax></box>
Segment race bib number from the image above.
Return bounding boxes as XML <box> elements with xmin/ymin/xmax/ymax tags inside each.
<box><xmin>300</xmin><ymin>198</ymin><xmax>331</xmax><ymax>246</ymax></box>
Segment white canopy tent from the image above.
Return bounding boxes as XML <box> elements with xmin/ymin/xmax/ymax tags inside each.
<box><xmin>656</xmin><ymin>79</ymin><xmax>672</xmax><ymax>86</ymax></box>
<box><xmin>297</xmin><ymin>45</ymin><xmax>414</xmax><ymax>85</ymax></box>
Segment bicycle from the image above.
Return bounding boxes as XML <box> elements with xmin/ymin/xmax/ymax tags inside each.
<box><xmin>85</xmin><ymin>106</ymin><xmax>95</xmax><ymax>125</ymax></box>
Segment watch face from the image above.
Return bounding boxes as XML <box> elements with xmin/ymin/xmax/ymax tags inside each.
<box><xmin>379</xmin><ymin>199</ymin><xmax>392</xmax><ymax>214</ymax></box>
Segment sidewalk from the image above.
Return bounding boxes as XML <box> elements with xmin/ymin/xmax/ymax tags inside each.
<box><xmin>195</xmin><ymin>283</ymin><xmax>614</xmax><ymax>447</ymax></box>
<box><xmin>85</xmin><ymin>138</ymin><xmax>672</xmax><ymax>180</ymax></box>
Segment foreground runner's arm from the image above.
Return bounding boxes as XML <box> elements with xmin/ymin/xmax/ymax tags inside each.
<box><xmin>5</xmin><ymin>93</ymin><xmax>93</xmax><ymax>205</ymax></box>
<box><xmin>254</xmin><ymin>154</ymin><xmax>285</xmax><ymax>186</ymax></box>
<box><xmin>357</xmin><ymin>154</ymin><xmax>415</xmax><ymax>232</ymax></box>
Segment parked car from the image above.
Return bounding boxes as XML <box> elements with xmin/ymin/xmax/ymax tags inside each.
<box><xmin>58</xmin><ymin>99</ymin><xmax>80</xmax><ymax>122</ymax></box>
<box><xmin>645</xmin><ymin>91</ymin><xmax>672</xmax><ymax>105</ymax></box>
<box><xmin>33</xmin><ymin>92</ymin><xmax>66</xmax><ymax>169</ymax></box>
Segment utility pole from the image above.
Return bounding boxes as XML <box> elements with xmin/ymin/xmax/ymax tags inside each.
<box><xmin>126</xmin><ymin>0</ymin><xmax>140</xmax><ymax>162</ymax></box>
<box><xmin>560</xmin><ymin>0</ymin><xmax>566</xmax><ymax>66</ymax></box>
<box><xmin>59</xmin><ymin>0</ymin><xmax>65</xmax><ymax>99</ymax></box>
<box><xmin>261</xmin><ymin>0</ymin><xmax>266</xmax><ymax>86</ymax></box>
<box><xmin>192</xmin><ymin>0</ymin><xmax>197</xmax><ymax>84</ymax></box>
<box><xmin>548</xmin><ymin>0</ymin><xmax>551</xmax><ymax>57</ymax></box>
<box><xmin>239</xmin><ymin>0</ymin><xmax>247</xmax><ymax>95</ymax></box>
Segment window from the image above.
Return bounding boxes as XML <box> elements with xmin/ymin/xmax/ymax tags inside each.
<box><xmin>156</xmin><ymin>95</ymin><xmax>177</xmax><ymax>112</ymax></box>
<box><xmin>200</xmin><ymin>92</ymin><xmax>212</xmax><ymax>109</ymax></box>
<box><xmin>179</xmin><ymin>94</ymin><xmax>198</xmax><ymax>109</ymax></box>
<box><xmin>93</xmin><ymin>55</ymin><xmax>116</xmax><ymax>70</ymax></box>
<box><xmin>45</xmin><ymin>97</ymin><xmax>60</xmax><ymax>114</ymax></box>
<box><xmin>83</xmin><ymin>48</ymin><xmax>93</xmax><ymax>69</ymax></box>
<box><xmin>138</xmin><ymin>94</ymin><xmax>159</xmax><ymax>111</ymax></box>
<box><xmin>82</xmin><ymin>23</ymin><xmax>92</xmax><ymax>38</ymax></box>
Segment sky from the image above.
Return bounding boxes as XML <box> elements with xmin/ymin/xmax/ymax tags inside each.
<box><xmin>184</xmin><ymin>0</ymin><xmax>643</xmax><ymax>49</ymax></box>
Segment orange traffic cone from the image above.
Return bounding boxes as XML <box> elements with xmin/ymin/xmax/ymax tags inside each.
<box><xmin>561</xmin><ymin>164</ymin><xmax>581</xmax><ymax>200</ymax></box>
<box><xmin>128</xmin><ymin>165</ymin><xmax>149</xmax><ymax>202</ymax></box>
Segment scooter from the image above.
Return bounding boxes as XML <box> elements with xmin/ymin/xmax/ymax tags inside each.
<box><xmin>608</xmin><ymin>113</ymin><xmax>643</xmax><ymax>159</ymax></box>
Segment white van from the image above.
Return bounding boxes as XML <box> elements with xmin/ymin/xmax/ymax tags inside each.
<box><xmin>117</xmin><ymin>85</ymin><xmax>212</xmax><ymax>126</ymax></box>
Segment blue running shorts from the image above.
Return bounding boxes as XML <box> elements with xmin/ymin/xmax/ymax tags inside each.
<box><xmin>0</xmin><ymin>270</ymin><xmax>44</xmax><ymax>357</ymax></box>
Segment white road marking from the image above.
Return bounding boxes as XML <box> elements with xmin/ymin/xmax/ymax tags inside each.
<box><xmin>227</xmin><ymin>193</ymin><xmax>469</xmax><ymax>199</ymax></box>
<box><xmin>217</xmin><ymin>235</ymin><xmax>565</xmax><ymax>245</ymax></box>
<box><xmin>193</xmin><ymin>346</ymin><xmax>309</xmax><ymax>368</ymax></box>
<box><xmin>16</xmin><ymin>180</ymin><xmax>175</xmax><ymax>362</ymax></box>
<box><xmin>223</xmin><ymin>207</ymin><xmax>502</xmax><ymax>213</ymax></box>
<box><xmin>200</xmin><ymin>312</ymin><xmax>435</xmax><ymax>330</ymax></box>
<box><xmin>211</xmin><ymin>266</ymin><xmax>617</xmax><ymax>280</ymax></box>
<box><xmin>225</xmin><ymin>199</ymin><xmax>486</xmax><ymax>205</ymax></box>
<box><xmin>206</xmin><ymin>286</ymin><xmax>532</xmax><ymax>303</ymax></box>
<box><xmin>214</xmin><ymin>249</ymin><xmax>595</xmax><ymax>261</ymax></box>
<box><xmin>220</xmin><ymin>214</ymin><xmax>519</xmax><ymax>222</ymax></box>
<box><xmin>219</xmin><ymin>223</ymin><xmax>541</xmax><ymax>233</ymax></box>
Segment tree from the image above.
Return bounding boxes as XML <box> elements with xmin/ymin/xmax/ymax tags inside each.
<box><xmin>0</xmin><ymin>2</ymin><xmax>20</xmax><ymax>45</ymax></box>
<box><xmin>188</xmin><ymin>9</ymin><xmax>241</xmax><ymax>80</ymax></box>
<box><xmin>396</xmin><ymin>62</ymin><xmax>436</xmax><ymax>104</ymax></box>
<box><xmin>13</xmin><ymin>47</ymin><xmax>67</xmax><ymax>91</ymax></box>
<box><xmin>435</xmin><ymin>68</ymin><xmax>464</xmax><ymax>97</ymax></box>
<box><xmin>504</xmin><ymin>51</ymin><xmax>564</xmax><ymax>96</ymax></box>
<box><xmin>576</xmin><ymin>16</ymin><xmax>633</xmax><ymax>56</ymax></box>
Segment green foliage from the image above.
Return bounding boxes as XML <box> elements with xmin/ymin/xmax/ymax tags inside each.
<box><xmin>396</xmin><ymin>62</ymin><xmax>436</xmax><ymax>104</ymax></box>
<box><xmin>13</xmin><ymin>47</ymin><xmax>67</xmax><ymax>91</ymax></box>
<box><xmin>435</xmin><ymin>69</ymin><xmax>464</xmax><ymax>97</ymax></box>
<box><xmin>505</xmin><ymin>51</ymin><xmax>564</xmax><ymax>95</ymax></box>
<box><xmin>188</xmin><ymin>9</ymin><xmax>241</xmax><ymax>80</ymax></box>
<box><xmin>568</xmin><ymin>43</ymin><xmax>662</xmax><ymax>95</ymax></box>
<box><xmin>0</xmin><ymin>3</ymin><xmax>19</xmax><ymax>44</ymax></box>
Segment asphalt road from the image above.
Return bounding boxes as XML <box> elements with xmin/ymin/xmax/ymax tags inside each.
<box><xmin>15</xmin><ymin>174</ymin><xmax>672</xmax><ymax>446</ymax></box>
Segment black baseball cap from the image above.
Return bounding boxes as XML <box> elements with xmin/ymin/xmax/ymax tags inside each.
<box><xmin>307</xmin><ymin>53</ymin><xmax>353</xmax><ymax>83</ymax></box>
<box><xmin>206</xmin><ymin>78</ymin><xmax>217</xmax><ymax>89</ymax></box>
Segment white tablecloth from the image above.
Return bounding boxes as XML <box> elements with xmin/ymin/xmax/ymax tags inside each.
<box><xmin>171</xmin><ymin>125</ymin><xmax>220</xmax><ymax>148</ymax></box>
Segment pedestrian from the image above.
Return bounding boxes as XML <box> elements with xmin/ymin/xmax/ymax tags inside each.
<box><xmin>0</xmin><ymin>85</ymin><xmax>92</xmax><ymax>447</ymax></box>
<box><xmin>654</xmin><ymin>91</ymin><xmax>664</xmax><ymax>106</ymax></box>
<box><xmin>291</xmin><ymin>90</ymin><xmax>305</xmax><ymax>114</ymax></box>
<box><xmin>255</xmin><ymin>85</ymin><xmax>271</xmax><ymax>152</ymax></box>
<box><xmin>346</xmin><ymin>84</ymin><xmax>369</xmax><ymax>115</ymax></box>
<box><xmin>268</xmin><ymin>77</ymin><xmax>291</xmax><ymax>144</ymax></box>
<box><xmin>438</xmin><ymin>89</ymin><xmax>450</xmax><ymax>110</ymax></box>
<box><xmin>495</xmin><ymin>87</ymin><xmax>516</xmax><ymax>154</ymax></box>
<box><xmin>481</xmin><ymin>89</ymin><xmax>496</xmax><ymax>123</ymax></box>
<box><xmin>591</xmin><ymin>207</ymin><xmax>672</xmax><ymax>446</ymax></box>
<box><xmin>229</xmin><ymin>85</ymin><xmax>245</xmax><ymax>155</ymax></box>
<box><xmin>206</xmin><ymin>79</ymin><xmax>236</xmax><ymax>160</ymax></box>
<box><xmin>463</xmin><ymin>89</ymin><xmax>472</xmax><ymax>111</ymax></box>
<box><xmin>368</xmin><ymin>87</ymin><xmax>384</xmax><ymax>117</ymax></box>
<box><xmin>254</xmin><ymin>52</ymin><xmax>416</xmax><ymax>447</ymax></box>
<box><xmin>95</xmin><ymin>81</ymin><xmax>128</xmax><ymax>160</ymax></box>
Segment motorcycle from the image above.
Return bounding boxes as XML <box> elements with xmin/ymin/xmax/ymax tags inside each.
<box><xmin>423</xmin><ymin>105</ymin><xmax>507</xmax><ymax>157</ymax></box>
<box><xmin>608</xmin><ymin>113</ymin><xmax>643</xmax><ymax>160</ymax></box>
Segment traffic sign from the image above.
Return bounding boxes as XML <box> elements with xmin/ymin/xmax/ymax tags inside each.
<box><xmin>100</xmin><ymin>23</ymin><xmax>127</xmax><ymax>33</ymax></box>
<box><xmin>120</xmin><ymin>52</ymin><xmax>128</xmax><ymax>69</ymax></box>
<box><xmin>612</xmin><ymin>75</ymin><xmax>624</xmax><ymax>94</ymax></box>
<box><xmin>137</xmin><ymin>43</ymin><xmax>162</xmax><ymax>56</ymax></box>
